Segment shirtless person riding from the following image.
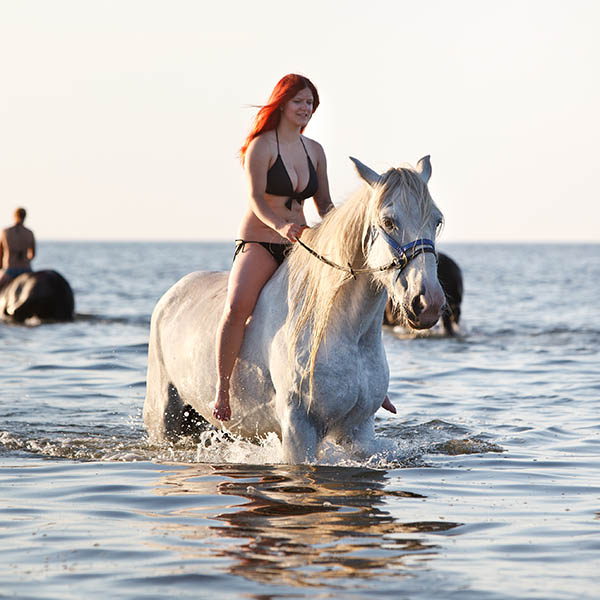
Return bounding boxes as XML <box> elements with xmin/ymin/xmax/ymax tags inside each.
<box><xmin>0</xmin><ymin>208</ymin><xmax>36</xmax><ymax>290</ymax></box>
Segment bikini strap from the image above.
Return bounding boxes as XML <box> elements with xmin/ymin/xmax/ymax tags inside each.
<box><xmin>299</xmin><ymin>136</ymin><xmax>309</xmax><ymax>157</ymax></box>
<box><xmin>234</xmin><ymin>239</ymin><xmax>247</xmax><ymax>260</ymax></box>
<box><xmin>275</xmin><ymin>129</ymin><xmax>280</xmax><ymax>154</ymax></box>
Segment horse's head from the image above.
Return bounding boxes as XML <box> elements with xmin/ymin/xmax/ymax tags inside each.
<box><xmin>351</xmin><ymin>156</ymin><xmax>446</xmax><ymax>330</ymax></box>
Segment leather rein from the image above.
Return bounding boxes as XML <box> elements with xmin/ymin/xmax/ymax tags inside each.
<box><xmin>295</xmin><ymin>226</ymin><xmax>437</xmax><ymax>279</ymax></box>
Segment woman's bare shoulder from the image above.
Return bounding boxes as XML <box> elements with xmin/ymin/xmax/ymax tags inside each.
<box><xmin>302</xmin><ymin>135</ymin><xmax>325</xmax><ymax>156</ymax></box>
<box><xmin>248</xmin><ymin>131</ymin><xmax>276</xmax><ymax>156</ymax></box>
<box><xmin>302</xmin><ymin>135</ymin><xmax>326</xmax><ymax>165</ymax></box>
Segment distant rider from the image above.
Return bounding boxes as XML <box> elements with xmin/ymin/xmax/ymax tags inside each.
<box><xmin>0</xmin><ymin>207</ymin><xmax>36</xmax><ymax>290</ymax></box>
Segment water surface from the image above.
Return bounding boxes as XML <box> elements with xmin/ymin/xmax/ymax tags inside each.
<box><xmin>1</xmin><ymin>242</ymin><xmax>599</xmax><ymax>599</ymax></box>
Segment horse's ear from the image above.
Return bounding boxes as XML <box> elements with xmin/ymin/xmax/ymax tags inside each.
<box><xmin>350</xmin><ymin>157</ymin><xmax>380</xmax><ymax>187</ymax></box>
<box><xmin>416</xmin><ymin>155</ymin><xmax>432</xmax><ymax>185</ymax></box>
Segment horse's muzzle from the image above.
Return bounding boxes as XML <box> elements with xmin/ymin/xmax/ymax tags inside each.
<box><xmin>404</xmin><ymin>289</ymin><xmax>445</xmax><ymax>330</ymax></box>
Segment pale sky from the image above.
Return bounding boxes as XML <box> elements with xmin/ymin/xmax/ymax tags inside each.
<box><xmin>2</xmin><ymin>0</ymin><xmax>599</xmax><ymax>242</ymax></box>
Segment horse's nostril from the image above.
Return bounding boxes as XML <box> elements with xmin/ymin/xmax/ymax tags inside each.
<box><xmin>411</xmin><ymin>294</ymin><xmax>426</xmax><ymax>317</ymax></box>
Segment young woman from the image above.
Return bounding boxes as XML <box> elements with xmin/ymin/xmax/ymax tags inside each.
<box><xmin>212</xmin><ymin>74</ymin><xmax>396</xmax><ymax>420</ymax></box>
<box><xmin>212</xmin><ymin>74</ymin><xmax>333</xmax><ymax>421</ymax></box>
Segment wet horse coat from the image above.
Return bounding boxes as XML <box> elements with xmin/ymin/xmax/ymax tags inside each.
<box><xmin>144</xmin><ymin>157</ymin><xmax>445</xmax><ymax>463</ymax></box>
<box><xmin>0</xmin><ymin>270</ymin><xmax>74</xmax><ymax>323</ymax></box>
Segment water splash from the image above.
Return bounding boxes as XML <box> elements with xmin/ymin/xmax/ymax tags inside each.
<box><xmin>1</xmin><ymin>419</ymin><xmax>504</xmax><ymax>467</ymax></box>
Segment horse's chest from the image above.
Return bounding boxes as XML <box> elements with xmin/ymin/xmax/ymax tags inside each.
<box><xmin>355</xmin><ymin>345</ymin><xmax>387</xmax><ymax>407</ymax></box>
<box><xmin>313</xmin><ymin>337</ymin><xmax>387</xmax><ymax>418</ymax></box>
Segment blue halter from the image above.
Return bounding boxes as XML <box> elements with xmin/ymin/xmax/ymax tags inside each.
<box><xmin>372</xmin><ymin>225</ymin><xmax>437</xmax><ymax>274</ymax></box>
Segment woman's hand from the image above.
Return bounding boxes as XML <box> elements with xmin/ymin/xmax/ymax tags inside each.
<box><xmin>277</xmin><ymin>222</ymin><xmax>308</xmax><ymax>242</ymax></box>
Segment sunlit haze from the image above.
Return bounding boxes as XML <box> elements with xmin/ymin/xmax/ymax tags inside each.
<box><xmin>2</xmin><ymin>0</ymin><xmax>599</xmax><ymax>242</ymax></box>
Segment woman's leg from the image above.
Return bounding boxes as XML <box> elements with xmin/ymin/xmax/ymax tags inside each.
<box><xmin>213</xmin><ymin>244</ymin><xmax>279</xmax><ymax>420</ymax></box>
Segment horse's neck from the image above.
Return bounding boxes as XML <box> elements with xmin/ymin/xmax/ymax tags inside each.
<box><xmin>329</xmin><ymin>275</ymin><xmax>387</xmax><ymax>339</ymax></box>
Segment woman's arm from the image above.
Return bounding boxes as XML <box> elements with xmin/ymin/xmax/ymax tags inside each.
<box><xmin>311</xmin><ymin>141</ymin><xmax>334</xmax><ymax>218</ymax></box>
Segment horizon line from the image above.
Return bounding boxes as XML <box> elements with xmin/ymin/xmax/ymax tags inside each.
<box><xmin>35</xmin><ymin>238</ymin><xmax>600</xmax><ymax>245</ymax></box>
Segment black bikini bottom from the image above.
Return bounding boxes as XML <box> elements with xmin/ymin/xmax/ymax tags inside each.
<box><xmin>234</xmin><ymin>239</ymin><xmax>292</xmax><ymax>267</ymax></box>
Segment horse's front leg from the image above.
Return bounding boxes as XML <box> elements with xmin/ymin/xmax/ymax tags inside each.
<box><xmin>350</xmin><ymin>415</ymin><xmax>378</xmax><ymax>457</ymax></box>
<box><xmin>334</xmin><ymin>414</ymin><xmax>379</xmax><ymax>459</ymax></box>
<box><xmin>279</xmin><ymin>400</ymin><xmax>319</xmax><ymax>464</ymax></box>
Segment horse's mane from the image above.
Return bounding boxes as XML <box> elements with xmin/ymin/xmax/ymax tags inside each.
<box><xmin>286</xmin><ymin>166</ymin><xmax>434</xmax><ymax>398</ymax></box>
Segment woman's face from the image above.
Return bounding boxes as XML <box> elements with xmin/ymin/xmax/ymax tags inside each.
<box><xmin>281</xmin><ymin>87</ymin><xmax>314</xmax><ymax>129</ymax></box>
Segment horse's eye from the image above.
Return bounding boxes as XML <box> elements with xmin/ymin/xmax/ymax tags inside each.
<box><xmin>382</xmin><ymin>217</ymin><xmax>395</xmax><ymax>231</ymax></box>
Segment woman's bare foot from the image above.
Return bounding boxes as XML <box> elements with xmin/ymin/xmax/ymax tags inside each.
<box><xmin>381</xmin><ymin>395</ymin><xmax>396</xmax><ymax>414</ymax></box>
<box><xmin>213</xmin><ymin>389</ymin><xmax>231</xmax><ymax>421</ymax></box>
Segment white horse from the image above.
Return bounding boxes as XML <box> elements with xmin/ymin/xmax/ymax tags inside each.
<box><xmin>144</xmin><ymin>156</ymin><xmax>446</xmax><ymax>463</ymax></box>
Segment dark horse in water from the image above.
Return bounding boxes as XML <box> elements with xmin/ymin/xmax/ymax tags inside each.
<box><xmin>0</xmin><ymin>270</ymin><xmax>75</xmax><ymax>323</ymax></box>
<box><xmin>384</xmin><ymin>252</ymin><xmax>463</xmax><ymax>335</ymax></box>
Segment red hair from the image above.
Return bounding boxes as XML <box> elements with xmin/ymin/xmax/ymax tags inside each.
<box><xmin>240</xmin><ymin>74</ymin><xmax>320</xmax><ymax>164</ymax></box>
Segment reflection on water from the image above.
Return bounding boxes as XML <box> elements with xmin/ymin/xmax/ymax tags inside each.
<box><xmin>151</xmin><ymin>464</ymin><xmax>461</xmax><ymax>589</ymax></box>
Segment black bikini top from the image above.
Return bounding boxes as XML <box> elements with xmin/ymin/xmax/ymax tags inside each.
<box><xmin>265</xmin><ymin>130</ymin><xmax>318</xmax><ymax>210</ymax></box>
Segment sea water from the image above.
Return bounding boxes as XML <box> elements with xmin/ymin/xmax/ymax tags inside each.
<box><xmin>1</xmin><ymin>241</ymin><xmax>599</xmax><ymax>599</ymax></box>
